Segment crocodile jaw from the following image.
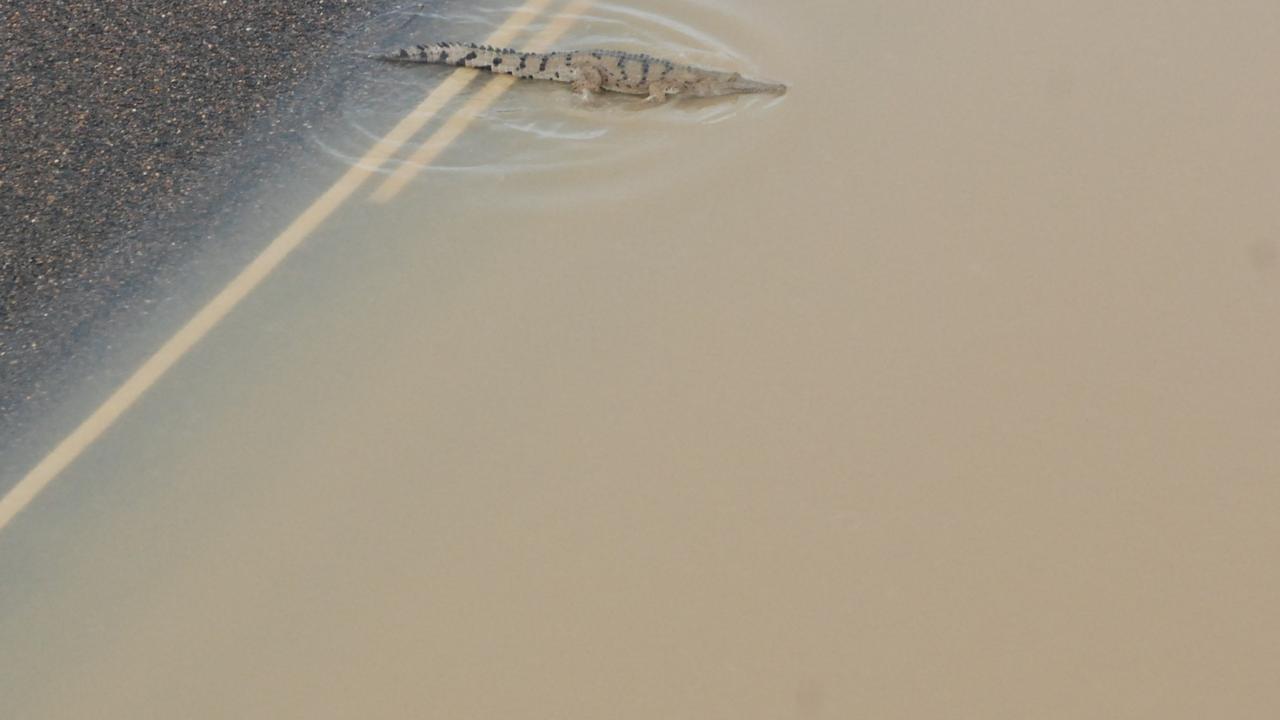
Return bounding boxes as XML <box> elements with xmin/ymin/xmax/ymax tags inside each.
<box><xmin>726</xmin><ymin>76</ymin><xmax>787</xmax><ymax>95</ymax></box>
<box><xmin>689</xmin><ymin>72</ymin><xmax>787</xmax><ymax>97</ymax></box>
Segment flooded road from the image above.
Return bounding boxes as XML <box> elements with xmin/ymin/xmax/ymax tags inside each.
<box><xmin>2</xmin><ymin>0</ymin><xmax>1279</xmax><ymax>717</ymax></box>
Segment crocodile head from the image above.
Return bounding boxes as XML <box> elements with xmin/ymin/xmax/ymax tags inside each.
<box><xmin>725</xmin><ymin>72</ymin><xmax>787</xmax><ymax>95</ymax></box>
<box><xmin>690</xmin><ymin>71</ymin><xmax>787</xmax><ymax>97</ymax></box>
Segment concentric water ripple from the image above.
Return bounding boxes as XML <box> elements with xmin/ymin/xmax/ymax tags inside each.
<box><xmin>301</xmin><ymin>0</ymin><xmax>787</xmax><ymax>207</ymax></box>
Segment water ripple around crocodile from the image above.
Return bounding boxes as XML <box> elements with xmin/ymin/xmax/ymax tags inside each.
<box><xmin>299</xmin><ymin>0</ymin><xmax>787</xmax><ymax>208</ymax></box>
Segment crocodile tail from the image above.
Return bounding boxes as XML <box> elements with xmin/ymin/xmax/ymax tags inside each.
<box><xmin>376</xmin><ymin>42</ymin><xmax>528</xmax><ymax>76</ymax></box>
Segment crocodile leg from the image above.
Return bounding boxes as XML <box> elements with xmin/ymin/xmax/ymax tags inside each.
<box><xmin>644</xmin><ymin>80</ymin><xmax>680</xmax><ymax>104</ymax></box>
<box><xmin>570</xmin><ymin>64</ymin><xmax>604</xmax><ymax>100</ymax></box>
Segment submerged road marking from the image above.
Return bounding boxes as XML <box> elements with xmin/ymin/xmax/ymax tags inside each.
<box><xmin>371</xmin><ymin>0</ymin><xmax>596</xmax><ymax>203</ymax></box>
<box><xmin>0</xmin><ymin>0</ymin><xmax>562</xmax><ymax>533</ymax></box>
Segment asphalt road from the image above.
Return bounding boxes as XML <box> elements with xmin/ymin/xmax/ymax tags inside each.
<box><xmin>1</xmin><ymin>0</ymin><xmax>397</xmax><ymax>470</ymax></box>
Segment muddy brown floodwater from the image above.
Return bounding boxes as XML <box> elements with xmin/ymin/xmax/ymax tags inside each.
<box><xmin>2</xmin><ymin>1</ymin><xmax>1278</xmax><ymax>717</ymax></box>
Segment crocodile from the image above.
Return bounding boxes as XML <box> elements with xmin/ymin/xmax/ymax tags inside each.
<box><xmin>375</xmin><ymin>42</ymin><xmax>786</xmax><ymax>102</ymax></box>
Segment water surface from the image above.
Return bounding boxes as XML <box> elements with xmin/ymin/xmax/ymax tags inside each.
<box><xmin>2</xmin><ymin>1</ymin><xmax>1278</xmax><ymax>717</ymax></box>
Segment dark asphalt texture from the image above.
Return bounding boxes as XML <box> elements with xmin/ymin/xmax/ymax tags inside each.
<box><xmin>1</xmin><ymin>0</ymin><xmax>395</xmax><ymax>469</ymax></box>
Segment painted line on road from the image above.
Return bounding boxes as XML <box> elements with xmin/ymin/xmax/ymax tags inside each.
<box><xmin>0</xmin><ymin>0</ymin><xmax>561</xmax><ymax>534</ymax></box>
<box><xmin>370</xmin><ymin>0</ymin><xmax>595</xmax><ymax>203</ymax></box>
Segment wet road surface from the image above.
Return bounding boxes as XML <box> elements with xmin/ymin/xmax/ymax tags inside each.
<box><xmin>1</xmin><ymin>0</ymin><xmax>393</xmax><ymax>471</ymax></box>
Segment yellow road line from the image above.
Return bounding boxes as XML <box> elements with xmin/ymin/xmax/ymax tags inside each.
<box><xmin>370</xmin><ymin>0</ymin><xmax>595</xmax><ymax>203</ymax></box>
<box><xmin>0</xmin><ymin>0</ymin><xmax>556</xmax><ymax>534</ymax></box>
